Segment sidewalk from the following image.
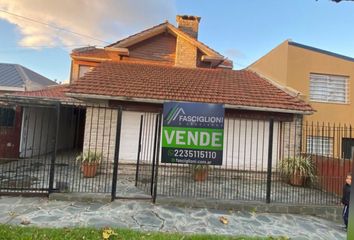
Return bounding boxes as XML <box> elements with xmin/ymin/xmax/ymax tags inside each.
<box><xmin>0</xmin><ymin>196</ymin><xmax>346</xmax><ymax>240</ymax></box>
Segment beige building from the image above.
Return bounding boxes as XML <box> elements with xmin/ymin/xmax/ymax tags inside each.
<box><xmin>249</xmin><ymin>40</ymin><xmax>354</xmax><ymax>125</ymax></box>
<box><xmin>249</xmin><ymin>40</ymin><xmax>354</xmax><ymax>159</ymax></box>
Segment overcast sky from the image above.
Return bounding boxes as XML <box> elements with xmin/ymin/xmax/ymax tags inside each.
<box><xmin>0</xmin><ymin>0</ymin><xmax>353</xmax><ymax>82</ymax></box>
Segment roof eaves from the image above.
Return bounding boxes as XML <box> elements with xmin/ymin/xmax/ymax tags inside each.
<box><xmin>71</xmin><ymin>55</ymin><xmax>111</xmax><ymax>62</ymax></box>
<box><xmin>106</xmin><ymin>22</ymin><xmax>169</xmax><ymax>48</ymax></box>
<box><xmin>66</xmin><ymin>92</ymin><xmax>313</xmax><ymax>115</ymax></box>
<box><xmin>289</xmin><ymin>41</ymin><xmax>354</xmax><ymax>63</ymax></box>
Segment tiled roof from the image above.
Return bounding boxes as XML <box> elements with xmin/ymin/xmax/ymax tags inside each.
<box><xmin>15</xmin><ymin>84</ymin><xmax>72</xmax><ymax>100</ymax></box>
<box><xmin>71</xmin><ymin>47</ymin><xmax>109</xmax><ymax>59</ymax></box>
<box><xmin>0</xmin><ymin>63</ymin><xmax>56</xmax><ymax>89</ymax></box>
<box><xmin>69</xmin><ymin>62</ymin><xmax>313</xmax><ymax>113</ymax></box>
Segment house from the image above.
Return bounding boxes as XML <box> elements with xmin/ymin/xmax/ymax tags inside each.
<box><xmin>0</xmin><ymin>63</ymin><xmax>57</xmax><ymax>159</ymax></box>
<box><xmin>248</xmin><ymin>40</ymin><xmax>354</xmax><ymax>160</ymax></box>
<box><xmin>2</xmin><ymin>16</ymin><xmax>313</xmax><ymax>171</ymax></box>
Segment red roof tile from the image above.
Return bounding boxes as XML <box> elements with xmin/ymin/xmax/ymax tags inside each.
<box><xmin>69</xmin><ymin>62</ymin><xmax>313</xmax><ymax>113</ymax></box>
<box><xmin>15</xmin><ymin>84</ymin><xmax>72</xmax><ymax>100</ymax></box>
<box><xmin>71</xmin><ymin>47</ymin><xmax>109</xmax><ymax>59</ymax></box>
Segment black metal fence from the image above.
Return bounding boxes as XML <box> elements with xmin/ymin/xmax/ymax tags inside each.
<box><xmin>157</xmin><ymin>116</ymin><xmax>352</xmax><ymax>205</ymax></box>
<box><xmin>1</xmin><ymin>101</ymin><xmax>352</xmax><ymax>206</ymax></box>
<box><xmin>0</xmin><ymin>103</ymin><xmax>59</xmax><ymax>194</ymax></box>
<box><xmin>0</xmin><ymin>102</ymin><xmax>122</xmax><ymax>197</ymax></box>
<box><xmin>135</xmin><ymin>113</ymin><xmax>161</xmax><ymax>201</ymax></box>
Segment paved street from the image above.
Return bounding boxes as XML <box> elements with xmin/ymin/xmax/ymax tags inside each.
<box><xmin>0</xmin><ymin>196</ymin><xmax>347</xmax><ymax>240</ymax></box>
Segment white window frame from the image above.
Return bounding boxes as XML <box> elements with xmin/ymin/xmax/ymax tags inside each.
<box><xmin>306</xmin><ymin>136</ymin><xmax>333</xmax><ymax>156</ymax></box>
<box><xmin>309</xmin><ymin>73</ymin><xmax>348</xmax><ymax>104</ymax></box>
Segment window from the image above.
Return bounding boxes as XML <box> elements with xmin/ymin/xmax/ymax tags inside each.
<box><xmin>309</xmin><ymin>73</ymin><xmax>348</xmax><ymax>103</ymax></box>
<box><xmin>306</xmin><ymin>136</ymin><xmax>333</xmax><ymax>156</ymax></box>
<box><xmin>0</xmin><ymin>107</ymin><xmax>15</xmax><ymax>127</ymax></box>
<box><xmin>342</xmin><ymin>138</ymin><xmax>354</xmax><ymax>159</ymax></box>
<box><xmin>79</xmin><ymin>65</ymin><xmax>94</xmax><ymax>78</ymax></box>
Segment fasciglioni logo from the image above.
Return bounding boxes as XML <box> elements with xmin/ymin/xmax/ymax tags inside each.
<box><xmin>166</xmin><ymin>104</ymin><xmax>223</xmax><ymax>125</ymax></box>
<box><xmin>166</xmin><ymin>105</ymin><xmax>185</xmax><ymax>124</ymax></box>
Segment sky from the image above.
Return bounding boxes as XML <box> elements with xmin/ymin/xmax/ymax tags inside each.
<box><xmin>0</xmin><ymin>0</ymin><xmax>354</xmax><ymax>83</ymax></box>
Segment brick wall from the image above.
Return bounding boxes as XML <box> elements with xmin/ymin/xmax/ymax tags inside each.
<box><xmin>175</xmin><ymin>37</ymin><xmax>197</xmax><ymax>68</ymax></box>
<box><xmin>280</xmin><ymin>114</ymin><xmax>303</xmax><ymax>159</ymax></box>
<box><xmin>176</xmin><ymin>15</ymin><xmax>200</xmax><ymax>39</ymax></box>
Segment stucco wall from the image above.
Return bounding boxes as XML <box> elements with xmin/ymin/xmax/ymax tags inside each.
<box><xmin>248</xmin><ymin>40</ymin><xmax>289</xmax><ymax>85</ymax></box>
<box><xmin>286</xmin><ymin>44</ymin><xmax>354</xmax><ymax>124</ymax></box>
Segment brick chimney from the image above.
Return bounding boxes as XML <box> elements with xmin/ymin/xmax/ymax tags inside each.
<box><xmin>176</xmin><ymin>15</ymin><xmax>201</xmax><ymax>39</ymax></box>
<box><xmin>175</xmin><ymin>15</ymin><xmax>201</xmax><ymax>68</ymax></box>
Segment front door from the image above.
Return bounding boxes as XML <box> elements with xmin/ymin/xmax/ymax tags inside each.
<box><xmin>0</xmin><ymin>106</ymin><xmax>21</xmax><ymax>159</ymax></box>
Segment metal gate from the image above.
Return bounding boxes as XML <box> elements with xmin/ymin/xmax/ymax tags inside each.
<box><xmin>135</xmin><ymin>113</ymin><xmax>162</xmax><ymax>202</ymax></box>
<box><xmin>0</xmin><ymin>101</ymin><xmax>123</xmax><ymax>197</ymax></box>
<box><xmin>0</xmin><ymin>102</ymin><xmax>60</xmax><ymax>195</ymax></box>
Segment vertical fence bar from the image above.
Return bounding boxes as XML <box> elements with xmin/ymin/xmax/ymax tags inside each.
<box><xmin>111</xmin><ymin>107</ymin><xmax>122</xmax><ymax>201</ymax></box>
<box><xmin>135</xmin><ymin>115</ymin><xmax>144</xmax><ymax>187</ymax></box>
<box><xmin>150</xmin><ymin>114</ymin><xmax>160</xmax><ymax>195</ymax></box>
<box><xmin>153</xmin><ymin>113</ymin><xmax>162</xmax><ymax>203</ymax></box>
<box><xmin>49</xmin><ymin>103</ymin><xmax>60</xmax><ymax>193</ymax></box>
<box><xmin>266</xmin><ymin>118</ymin><xmax>274</xmax><ymax>203</ymax></box>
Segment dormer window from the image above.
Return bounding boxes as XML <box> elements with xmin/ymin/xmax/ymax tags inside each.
<box><xmin>79</xmin><ymin>65</ymin><xmax>94</xmax><ymax>78</ymax></box>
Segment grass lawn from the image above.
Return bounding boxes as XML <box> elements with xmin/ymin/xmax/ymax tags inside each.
<box><xmin>0</xmin><ymin>225</ymin><xmax>289</xmax><ymax>240</ymax></box>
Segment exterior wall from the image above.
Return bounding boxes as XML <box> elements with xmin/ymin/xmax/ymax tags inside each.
<box><xmin>250</xmin><ymin>41</ymin><xmax>354</xmax><ymax>125</ymax></box>
<box><xmin>175</xmin><ymin>37</ymin><xmax>197</xmax><ymax>68</ymax></box>
<box><xmin>280</xmin><ymin>114</ymin><xmax>302</xmax><ymax>159</ymax></box>
<box><xmin>20</xmin><ymin>106</ymin><xmax>76</xmax><ymax>158</ymax></box>
<box><xmin>83</xmin><ymin>108</ymin><xmax>153</xmax><ymax>163</ymax></box>
<box><xmin>83</xmin><ymin>107</ymin><xmax>118</xmax><ymax>163</ymax></box>
<box><xmin>286</xmin><ymin>45</ymin><xmax>354</xmax><ymax>124</ymax></box>
<box><xmin>249</xmin><ymin>41</ymin><xmax>289</xmax><ymax>85</ymax></box>
<box><xmin>129</xmin><ymin>33</ymin><xmax>176</xmax><ymax>64</ymax></box>
<box><xmin>20</xmin><ymin>107</ymin><xmax>56</xmax><ymax>157</ymax></box>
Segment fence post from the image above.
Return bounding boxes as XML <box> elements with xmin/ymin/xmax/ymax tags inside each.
<box><xmin>150</xmin><ymin>114</ymin><xmax>160</xmax><ymax>195</ymax></box>
<box><xmin>135</xmin><ymin>115</ymin><xmax>144</xmax><ymax>187</ymax></box>
<box><xmin>111</xmin><ymin>107</ymin><xmax>122</xmax><ymax>201</ymax></box>
<box><xmin>49</xmin><ymin>103</ymin><xmax>60</xmax><ymax>194</ymax></box>
<box><xmin>266</xmin><ymin>118</ymin><xmax>274</xmax><ymax>203</ymax></box>
<box><xmin>153</xmin><ymin>113</ymin><xmax>162</xmax><ymax>203</ymax></box>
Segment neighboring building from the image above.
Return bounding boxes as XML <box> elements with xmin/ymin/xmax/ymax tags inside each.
<box><xmin>248</xmin><ymin>40</ymin><xmax>354</xmax><ymax>159</ymax></box>
<box><xmin>4</xmin><ymin>16</ymin><xmax>312</xmax><ymax>169</ymax></box>
<box><xmin>0</xmin><ymin>63</ymin><xmax>57</xmax><ymax>159</ymax></box>
<box><xmin>0</xmin><ymin>63</ymin><xmax>57</xmax><ymax>93</ymax></box>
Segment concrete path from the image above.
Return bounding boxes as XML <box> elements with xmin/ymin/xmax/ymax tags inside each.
<box><xmin>0</xmin><ymin>196</ymin><xmax>346</xmax><ymax>240</ymax></box>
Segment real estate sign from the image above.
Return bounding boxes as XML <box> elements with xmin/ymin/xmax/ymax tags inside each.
<box><xmin>162</xmin><ymin>101</ymin><xmax>224</xmax><ymax>165</ymax></box>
